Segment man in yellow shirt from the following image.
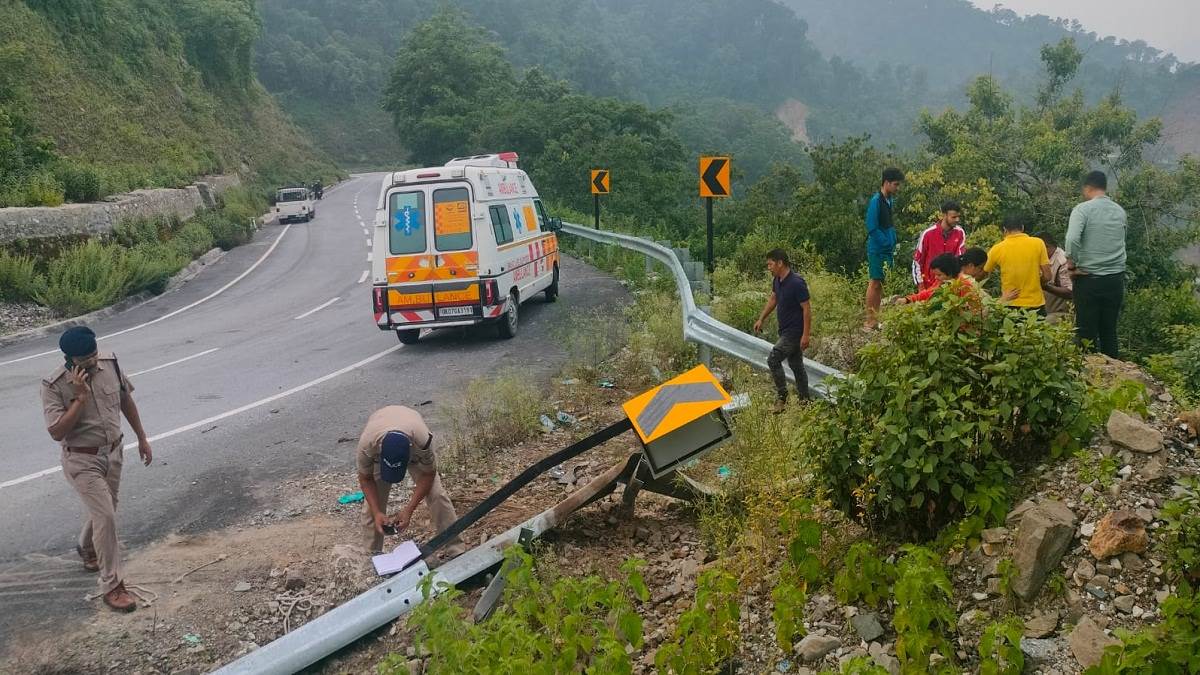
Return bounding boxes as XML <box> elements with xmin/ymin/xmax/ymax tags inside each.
<box><xmin>984</xmin><ymin>215</ymin><xmax>1051</xmax><ymax>315</ymax></box>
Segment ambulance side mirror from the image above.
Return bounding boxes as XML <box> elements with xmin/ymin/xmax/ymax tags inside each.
<box><xmin>549</xmin><ymin>217</ymin><xmax>563</xmax><ymax>232</ymax></box>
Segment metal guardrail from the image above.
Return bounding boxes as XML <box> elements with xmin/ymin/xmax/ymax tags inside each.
<box><xmin>561</xmin><ymin>222</ymin><xmax>843</xmax><ymax>397</ymax></box>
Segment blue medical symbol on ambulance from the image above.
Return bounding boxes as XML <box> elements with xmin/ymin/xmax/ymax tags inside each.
<box><xmin>512</xmin><ymin>209</ymin><xmax>525</xmax><ymax>233</ymax></box>
<box><xmin>393</xmin><ymin>206</ymin><xmax>422</xmax><ymax>236</ymax></box>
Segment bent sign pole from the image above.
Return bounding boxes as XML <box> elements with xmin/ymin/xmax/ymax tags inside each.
<box><xmin>698</xmin><ymin>157</ymin><xmax>730</xmax><ymax>272</ymax></box>
<box><xmin>590</xmin><ymin>169</ymin><xmax>610</xmax><ymax>230</ymax></box>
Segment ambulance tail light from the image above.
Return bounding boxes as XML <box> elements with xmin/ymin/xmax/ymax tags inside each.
<box><xmin>481</xmin><ymin>279</ymin><xmax>499</xmax><ymax>306</ymax></box>
<box><xmin>372</xmin><ymin>286</ymin><xmax>387</xmax><ymax>314</ymax></box>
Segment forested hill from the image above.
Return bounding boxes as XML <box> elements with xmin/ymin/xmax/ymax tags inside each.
<box><xmin>255</xmin><ymin>0</ymin><xmax>925</xmax><ymax>168</ymax></box>
<box><xmin>0</xmin><ymin>0</ymin><xmax>336</xmax><ymax>208</ymax></box>
<box><xmin>781</xmin><ymin>0</ymin><xmax>1200</xmax><ymax>156</ymax></box>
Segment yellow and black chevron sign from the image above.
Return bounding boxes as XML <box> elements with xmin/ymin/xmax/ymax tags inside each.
<box><xmin>622</xmin><ymin>364</ymin><xmax>731</xmax><ymax>444</ymax></box>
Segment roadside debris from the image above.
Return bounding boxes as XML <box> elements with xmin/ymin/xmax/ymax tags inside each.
<box><xmin>337</xmin><ymin>491</ymin><xmax>364</xmax><ymax>505</ymax></box>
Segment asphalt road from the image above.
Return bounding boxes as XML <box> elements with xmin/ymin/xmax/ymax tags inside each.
<box><xmin>0</xmin><ymin>173</ymin><xmax>628</xmax><ymax>643</ymax></box>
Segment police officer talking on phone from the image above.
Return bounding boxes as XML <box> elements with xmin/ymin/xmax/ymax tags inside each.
<box><xmin>40</xmin><ymin>326</ymin><xmax>152</xmax><ymax>613</ymax></box>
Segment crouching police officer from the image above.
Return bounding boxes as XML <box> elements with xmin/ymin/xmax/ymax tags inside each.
<box><xmin>355</xmin><ymin>406</ymin><xmax>466</xmax><ymax>558</ymax></box>
<box><xmin>40</xmin><ymin>326</ymin><xmax>152</xmax><ymax>612</ymax></box>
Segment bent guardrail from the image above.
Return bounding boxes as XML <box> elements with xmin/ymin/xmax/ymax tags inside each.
<box><xmin>560</xmin><ymin>222</ymin><xmax>843</xmax><ymax>397</ymax></box>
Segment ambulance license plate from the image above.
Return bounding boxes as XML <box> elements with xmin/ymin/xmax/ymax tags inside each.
<box><xmin>438</xmin><ymin>306</ymin><xmax>473</xmax><ymax>318</ymax></box>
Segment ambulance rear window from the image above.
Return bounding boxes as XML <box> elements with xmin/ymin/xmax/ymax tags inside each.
<box><xmin>489</xmin><ymin>206</ymin><xmax>513</xmax><ymax>245</ymax></box>
<box><xmin>388</xmin><ymin>192</ymin><xmax>426</xmax><ymax>255</ymax></box>
<box><xmin>433</xmin><ymin>187</ymin><xmax>472</xmax><ymax>251</ymax></box>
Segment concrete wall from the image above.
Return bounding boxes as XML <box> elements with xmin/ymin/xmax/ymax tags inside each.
<box><xmin>0</xmin><ymin>174</ymin><xmax>241</xmax><ymax>245</ymax></box>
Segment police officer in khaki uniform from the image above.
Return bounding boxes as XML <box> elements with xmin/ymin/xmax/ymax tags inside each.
<box><xmin>356</xmin><ymin>405</ymin><xmax>466</xmax><ymax>558</ymax></box>
<box><xmin>41</xmin><ymin>326</ymin><xmax>152</xmax><ymax>612</ymax></box>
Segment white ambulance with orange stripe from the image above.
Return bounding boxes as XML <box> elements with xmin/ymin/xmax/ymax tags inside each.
<box><xmin>371</xmin><ymin>152</ymin><xmax>562</xmax><ymax>344</ymax></box>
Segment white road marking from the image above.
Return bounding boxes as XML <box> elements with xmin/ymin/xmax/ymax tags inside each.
<box><xmin>0</xmin><ymin>224</ymin><xmax>294</xmax><ymax>368</ymax></box>
<box><xmin>366</xmin><ymin>237</ymin><xmax>372</xmax><ymax>247</ymax></box>
<box><xmin>367</xmin><ymin>252</ymin><xmax>373</xmax><ymax>262</ymax></box>
<box><xmin>0</xmin><ymin>344</ymin><xmax>404</xmax><ymax>490</ymax></box>
<box><xmin>127</xmin><ymin>348</ymin><xmax>220</xmax><ymax>377</ymax></box>
<box><xmin>293</xmin><ymin>297</ymin><xmax>340</xmax><ymax>321</ymax></box>
<box><xmin>358</xmin><ymin>270</ymin><xmax>369</xmax><ymax>284</ymax></box>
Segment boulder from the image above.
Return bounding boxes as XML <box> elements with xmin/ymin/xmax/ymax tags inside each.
<box><xmin>1024</xmin><ymin>613</ymin><xmax>1059</xmax><ymax>638</ymax></box>
<box><xmin>1089</xmin><ymin>510</ymin><xmax>1149</xmax><ymax>560</ymax></box>
<box><xmin>1069</xmin><ymin>617</ymin><xmax>1119</xmax><ymax>670</ymax></box>
<box><xmin>1012</xmin><ymin>500</ymin><xmax>1077</xmax><ymax>601</ymax></box>
<box><xmin>796</xmin><ymin>635</ymin><xmax>841</xmax><ymax>663</ymax></box>
<box><xmin>1106</xmin><ymin>410</ymin><xmax>1163</xmax><ymax>454</ymax></box>
<box><xmin>850</xmin><ymin>612</ymin><xmax>885</xmax><ymax>643</ymax></box>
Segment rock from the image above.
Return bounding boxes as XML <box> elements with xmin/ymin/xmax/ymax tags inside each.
<box><xmin>283</xmin><ymin>569</ymin><xmax>306</xmax><ymax>591</ymax></box>
<box><xmin>1106</xmin><ymin>410</ymin><xmax>1164</xmax><ymax>454</ymax></box>
<box><xmin>1114</xmin><ymin>595</ymin><xmax>1136</xmax><ymax>613</ymax></box>
<box><xmin>1080</xmin><ymin>522</ymin><xmax>1096</xmax><ymax>537</ymax></box>
<box><xmin>796</xmin><ymin>635</ymin><xmax>841</xmax><ymax>662</ymax></box>
<box><xmin>1139</xmin><ymin>456</ymin><xmax>1166</xmax><ymax>481</ymax></box>
<box><xmin>981</xmin><ymin>527</ymin><xmax>1009</xmax><ymax>544</ymax></box>
<box><xmin>1155</xmin><ymin>589</ymin><xmax>1171</xmax><ymax>604</ymax></box>
<box><xmin>635</xmin><ymin>526</ymin><xmax>652</xmax><ymax>542</ymax></box>
<box><xmin>1118</xmin><ymin>465</ymin><xmax>1134</xmax><ymax>479</ymax></box>
<box><xmin>1069</xmin><ymin>617</ymin><xmax>1120</xmax><ymax>669</ymax></box>
<box><xmin>233</xmin><ymin>581</ymin><xmax>252</xmax><ymax>593</ymax></box>
<box><xmin>972</xmin><ymin>592</ymin><xmax>989</xmax><ymax>601</ymax></box>
<box><xmin>851</xmin><ymin>613</ymin><xmax>885</xmax><ymax>643</ymax></box>
<box><xmin>1158</xmin><ymin>392</ymin><xmax>1174</xmax><ymax>402</ymax></box>
<box><xmin>1020</xmin><ymin>637</ymin><xmax>1059</xmax><ymax>665</ymax></box>
<box><xmin>868</xmin><ymin>642</ymin><xmax>900</xmax><ymax>675</ymax></box>
<box><xmin>1135</xmin><ymin>507</ymin><xmax>1156</xmax><ymax>523</ymax></box>
<box><xmin>1012</xmin><ymin>500</ymin><xmax>1077</xmax><ymax>601</ymax></box>
<box><xmin>1024</xmin><ymin>613</ymin><xmax>1059</xmax><ymax>638</ymax></box>
<box><xmin>1085</xmin><ymin>585</ymin><xmax>1109</xmax><ymax>600</ymax></box>
<box><xmin>960</xmin><ymin>609</ymin><xmax>988</xmax><ymax>627</ymax></box>
<box><xmin>986</xmin><ymin>578</ymin><xmax>1002</xmax><ymax>596</ymax></box>
<box><xmin>1074</xmin><ymin>559</ymin><xmax>1096</xmax><ymax>586</ymax></box>
<box><xmin>1007</xmin><ymin>500</ymin><xmax>1037</xmax><ymax>527</ymax></box>
<box><xmin>1089</xmin><ymin>510</ymin><xmax>1149</xmax><ymax>559</ymax></box>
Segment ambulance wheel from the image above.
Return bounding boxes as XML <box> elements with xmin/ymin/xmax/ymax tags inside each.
<box><xmin>497</xmin><ymin>293</ymin><xmax>518</xmax><ymax>339</ymax></box>
<box><xmin>544</xmin><ymin>267</ymin><xmax>559</xmax><ymax>302</ymax></box>
<box><xmin>397</xmin><ymin>329</ymin><xmax>420</xmax><ymax>345</ymax></box>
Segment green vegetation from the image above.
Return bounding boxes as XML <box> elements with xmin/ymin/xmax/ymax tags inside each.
<box><xmin>812</xmin><ymin>290</ymin><xmax>1085</xmax><ymax>537</ymax></box>
<box><xmin>891</xmin><ymin>546</ymin><xmax>958</xmax><ymax>673</ymax></box>
<box><xmin>381</xmin><ymin>547</ymin><xmax>648</xmax><ymax>674</ymax></box>
<box><xmin>438</xmin><ymin>369</ymin><xmax>544</xmax><ymax>463</ymax></box>
<box><xmin>1088</xmin><ymin>583</ymin><xmax>1200</xmax><ymax>674</ymax></box>
<box><xmin>833</xmin><ymin>542</ymin><xmax>896</xmax><ymax>607</ymax></box>
<box><xmin>978</xmin><ymin>616</ymin><xmax>1025</xmax><ymax>675</ymax></box>
<box><xmin>654</xmin><ymin>569</ymin><xmax>741</xmax><ymax>674</ymax></box>
<box><xmin>0</xmin><ymin>0</ymin><xmax>337</xmax><ymax>207</ymax></box>
<box><xmin>1160</xmin><ymin>478</ymin><xmax>1200</xmax><ymax>584</ymax></box>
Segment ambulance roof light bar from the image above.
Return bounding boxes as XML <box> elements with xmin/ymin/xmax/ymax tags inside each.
<box><xmin>444</xmin><ymin>152</ymin><xmax>520</xmax><ymax>169</ymax></box>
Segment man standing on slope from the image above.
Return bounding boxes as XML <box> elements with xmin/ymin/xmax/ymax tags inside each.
<box><xmin>1066</xmin><ymin>170</ymin><xmax>1127</xmax><ymax>358</ymax></box>
<box><xmin>912</xmin><ymin>201</ymin><xmax>965</xmax><ymax>291</ymax></box>
<box><xmin>864</xmin><ymin>167</ymin><xmax>904</xmax><ymax>330</ymax></box>
<box><xmin>753</xmin><ymin>248</ymin><xmax>813</xmax><ymax>413</ymax></box>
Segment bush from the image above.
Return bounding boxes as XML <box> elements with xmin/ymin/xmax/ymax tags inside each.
<box><xmin>834</xmin><ymin>541</ymin><xmax>897</xmax><ymax>607</ymax></box>
<box><xmin>112</xmin><ymin>215</ymin><xmax>169</xmax><ymax>248</ymax></box>
<box><xmin>892</xmin><ymin>546</ymin><xmax>957</xmax><ymax>673</ymax></box>
<box><xmin>1120</xmin><ymin>284</ymin><xmax>1200</xmax><ymax>362</ymax></box>
<box><xmin>36</xmin><ymin>240</ymin><xmax>130</xmax><ymax>314</ymax></box>
<box><xmin>812</xmin><ymin>289</ymin><xmax>1088</xmax><ymax>537</ymax></box>
<box><xmin>170</xmin><ymin>221</ymin><xmax>215</xmax><ymax>259</ymax></box>
<box><xmin>194</xmin><ymin>210</ymin><xmax>255</xmax><ymax>250</ymax></box>
<box><xmin>390</xmin><ymin>547</ymin><xmax>648</xmax><ymax>674</ymax></box>
<box><xmin>124</xmin><ymin>242</ymin><xmax>186</xmax><ymax>295</ymax></box>
<box><xmin>655</xmin><ymin>568</ymin><xmax>741</xmax><ymax>674</ymax></box>
<box><xmin>978</xmin><ymin>616</ymin><xmax>1025</xmax><ymax>675</ymax></box>
<box><xmin>0</xmin><ymin>170</ymin><xmax>64</xmax><ymax>207</ymax></box>
<box><xmin>0</xmin><ymin>250</ymin><xmax>44</xmax><ymax>302</ymax></box>
<box><xmin>53</xmin><ymin>160</ymin><xmax>106</xmax><ymax>203</ymax></box>
<box><xmin>626</xmin><ymin>290</ymin><xmax>696</xmax><ymax>373</ymax></box>
<box><xmin>1160</xmin><ymin>478</ymin><xmax>1200</xmax><ymax>585</ymax></box>
<box><xmin>1147</xmin><ymin>325</ymin><xmax>1200</xmax><ymax>405</ymax></box>
<box><xmin>1087</xmin><ymin>582</ymin><xmax>1200</xmax><ymax>674</ymax></box>
<box><xmin>439</xmin><ymin>370</ymin><xmax>543</xmax><ymax>463</ymax></box>
<box><xmin>218</xmin><ymin>186</ymin><xmax>267</xmax><ymax>223</ymax></box>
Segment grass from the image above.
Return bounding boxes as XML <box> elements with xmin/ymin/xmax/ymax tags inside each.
<box><xmin>438</xmin><ymin>369</ymin><xmax>545</xmax><ymax>466</ymax></box>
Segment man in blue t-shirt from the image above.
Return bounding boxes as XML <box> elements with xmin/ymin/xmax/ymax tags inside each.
<box><xmin>864</xmin><ymin>167</ymin><xmax>904</xmax><ymax>330</ymax></box>
<box><xmin>753</xmin><ymin>248</ymin><xmax>813</xmax><ymax>413</ymax></box>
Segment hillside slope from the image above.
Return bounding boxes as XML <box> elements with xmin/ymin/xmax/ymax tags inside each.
<box><xmin>0</xmin><ymin>0</ymin><xmax>337</xmax><ymax>207</ymax></box>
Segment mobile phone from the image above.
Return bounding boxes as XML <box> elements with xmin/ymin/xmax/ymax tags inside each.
<box><xmin>65</xmin><ymin>356</ymin><xmax>76</xmax><ymax>370</ymax></box>
<box><xmin>382</xmin><ymin>524</ymin><xmax>397</xmax><ymax>536</ymax></box>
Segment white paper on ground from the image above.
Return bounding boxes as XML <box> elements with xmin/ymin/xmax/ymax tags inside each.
<box><xmin>372</xmin><ymin>540</ymin><xmax>421</xmax><ymax>575</ymax></box>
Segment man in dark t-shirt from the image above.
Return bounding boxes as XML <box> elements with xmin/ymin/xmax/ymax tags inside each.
<box><xmin>753</xmin><ymin>248</ymin><xmax>813</xmax><ymax>412</ymax></box>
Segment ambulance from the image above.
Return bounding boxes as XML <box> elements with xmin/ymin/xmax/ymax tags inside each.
<box><xmin>371</xmin><ymin>152</ymin><xmax>562</xmax><ymax>344</ymax></box>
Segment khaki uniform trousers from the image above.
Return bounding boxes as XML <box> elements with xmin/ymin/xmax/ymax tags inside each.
<box><xmin>62</xmin><ymin>442</ymin><xmax>124</xmax><ymax>593</ymax></box>
<box><xmin>360</xmin><ymin>471</ymin><xmax>466</xmax><ymax>556</ymax></box>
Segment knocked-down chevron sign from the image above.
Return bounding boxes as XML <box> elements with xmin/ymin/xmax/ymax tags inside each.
<box><xmin>622</xmin><ymin>364</ymin><xmax>731</xmax><ymax>444</ymax></box>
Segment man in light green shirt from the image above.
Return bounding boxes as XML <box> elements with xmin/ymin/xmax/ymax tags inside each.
<box><xmin>1065</xmin><ymin>171</ymin><xmax>1126</xmax><ymax>358</ymax></box>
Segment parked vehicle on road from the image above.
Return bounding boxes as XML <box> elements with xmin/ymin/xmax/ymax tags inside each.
<box><xmin>274</xmin><ymin>186</ymin><xmax>315</xmax><ymax>223</ymax></box>
<box><xmin>371</xmin><ymin>152</ymin><xmax>562</xmax><ymax>344</ymax></box>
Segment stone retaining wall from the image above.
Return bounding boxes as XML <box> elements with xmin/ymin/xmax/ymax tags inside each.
<box><xmin>0</xmin><ymin>174</ymin><xmax>241</xmax><ymax>245</ymax></box>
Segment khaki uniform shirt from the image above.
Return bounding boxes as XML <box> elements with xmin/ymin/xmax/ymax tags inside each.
<box><xmin>1044</xmin><ymin>246</ymin><xmax>1074</xmax><ymax>317</ymax></box>
<box><xmin>355</xmin><ymin>406</ymin><xmax>436</xmax><ymax>481</ymax></box>
<box><xmin>41</xmin><ymin>352</ymin><xmax>133</xmax><ymax>448</ymax></box>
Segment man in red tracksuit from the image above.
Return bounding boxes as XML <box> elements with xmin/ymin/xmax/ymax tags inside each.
<box><xmin>911</xmin><ymin>201</ymin><xmax>966</xmax><ymax>290</ymax></box>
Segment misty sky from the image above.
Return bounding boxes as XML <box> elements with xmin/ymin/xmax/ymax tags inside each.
<box><xmin>974</xmin><ymin>0</ymin><xmax>1200</xmax><ymax>63</ymax></box>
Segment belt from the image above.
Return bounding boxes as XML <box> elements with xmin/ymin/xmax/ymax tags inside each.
<box><xmin>66</xmin><ymin>440</ymin><xmax>122</xmax><ymax>455</ymax></box>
